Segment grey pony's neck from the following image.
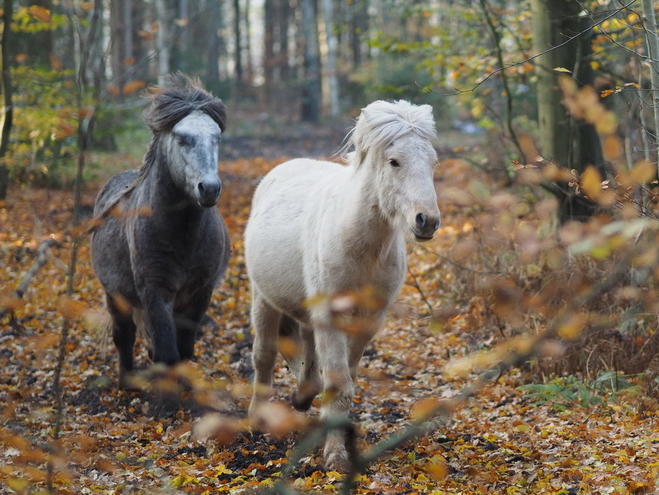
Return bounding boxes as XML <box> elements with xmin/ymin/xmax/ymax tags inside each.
<box><xmin>145</xmin><ymin>136</ymin><xmax>198</xmax><ymax>216</ymax></box>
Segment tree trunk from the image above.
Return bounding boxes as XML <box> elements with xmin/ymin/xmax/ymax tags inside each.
<box><xmin>244</xmin><ymin>0</ymin><xmax>253</xmax><ymax>82</ymax></box>
<box><xmin>321</xmin><ymin>0</ymin><xmax>339</xmax><ymax>117</ymax></box>
<box><xmin>263</xmin><ymin>0</ymin><xmax>275</xmax><ymax>94</ymax></box>
<box><xmin>300</xmin><ymin>0</ymin><xmax>322</xmax><ymax>123</ymax></box>
<box><xmin>31</xmin><ymin>0</ymin><xmax>53</xmax><ymax>67</ymax></box>
<box><xmin>0</xmin><ymin>0</ymin><xmax>13</xmax><ymax>200</ymax></box>
<box><xmin>207</xmin><ymin>0</ymin><xmax>223</xmax><ymax>91</ymax></box>
<box><xmin>154</xmin><ymin>0</ymin><xmax>171</xmax><ymax>85</ymax></box>
<box><xmin>641</xmin><ymin>0</ymin><xmax>659</xmax><ymax>174</ymax></box>
<box><xmin>171</xmin><ymin>0</ymin><xmax>189</xmax><ymax>73</ymax></box>
<box><xmin>531</xmin><ymin>0</ymin><xmax>604</xmax><ymax>221</ymax></box>
<box><xmin>233</xmin><ymin>0</ymin><xmax>243</xmax><ymax>81</ymax></box>
<box><xmin>350</xmin><ymin>0</ymin><xmax>368</xmax><ymax>68</ymax></box>
<box><xmin>278</xmin><ymin>0</ymin><xmax>290</xmax><ymax>82</ymax></box>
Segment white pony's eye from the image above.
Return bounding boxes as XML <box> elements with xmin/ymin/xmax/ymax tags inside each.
<box><xmin>389</xmin><ymin>159</ymin><xmax>400</xmax><ymax>168</ymax></box>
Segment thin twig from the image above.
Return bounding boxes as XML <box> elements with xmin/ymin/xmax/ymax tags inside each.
<box><xmin>418</xmin><ymin>244</ymin><xmax>501</xmax><ymax>275</ymax></box>
<box><xmin>435</xmin><ymin>0</ymin><xmax>636</xmax><ymax>97</ymax></box>
<box><xmin>406</xmin><ymin>265</ymin><xmax>434</xmax><ymax>316</ymax></box>
<box><xmin>0</xmin><ymin>238</ymin><xmax>60</xmax><ymax>321</ymax></box>
<box><xmin>478</xmin><ymin>0</ymin><xmax>522</xmax><ymax>160</ymax></box>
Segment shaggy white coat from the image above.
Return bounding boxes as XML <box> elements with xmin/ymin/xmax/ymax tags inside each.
<box><xmin>244</xmin><ymin>100</ymin><xmax>441</xmax><ymax>468</ymax></box>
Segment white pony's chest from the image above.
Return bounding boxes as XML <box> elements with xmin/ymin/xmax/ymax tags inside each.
<box><xmin>307</xmin><ymin>217</ymin><xmax>407</xmax><ymax>300</ymax></box>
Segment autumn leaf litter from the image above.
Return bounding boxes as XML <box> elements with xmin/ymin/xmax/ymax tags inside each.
<box><xmin>1</xmin><ymin>145</ymin><xmax>659</xmax><ymax>494</ymax></box>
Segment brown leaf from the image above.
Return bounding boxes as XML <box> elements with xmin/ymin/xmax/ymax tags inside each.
<box><xmin>28</xmin><ymin>5</ymin><xmax>51</xmax><ymax>23</ymax></box>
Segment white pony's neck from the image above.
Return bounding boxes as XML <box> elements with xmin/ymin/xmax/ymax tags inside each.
<box><xmin>339</xmin><ymin>157</ymin><xmax>399</xmax><ymax>261</ymax></box>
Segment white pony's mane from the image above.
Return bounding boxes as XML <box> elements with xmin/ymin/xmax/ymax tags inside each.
<box><xmin>341</xmin><ymin>100</ymin><xmax>437</xmax><ymax>165</ymax></box>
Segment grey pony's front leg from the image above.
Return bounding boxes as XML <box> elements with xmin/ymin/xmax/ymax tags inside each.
<box><xmin>141</xmin><ymin>288</ymin><xmax>179</xmax><ymax>365</ymax></box>
<box><xmin>107</xmin><ymin>293</ymin><xmax>137</xmax><ymax>389</ymax></box>
<box><xmin>175</xmin><ymin>285</ymin><xmax>215</xmax><ymax>361</ymax></box>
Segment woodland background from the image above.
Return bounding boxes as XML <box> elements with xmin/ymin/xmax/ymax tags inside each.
<box><xmin>3</xmin><ymin>0</ymin><xmax>659</xmax><ymax>493</ymax></box>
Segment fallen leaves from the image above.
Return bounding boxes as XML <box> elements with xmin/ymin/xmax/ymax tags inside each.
<box><xmin>2</xmin><ymin>148</ymin><xmax>659</xmax><ymax>495</ymax></box>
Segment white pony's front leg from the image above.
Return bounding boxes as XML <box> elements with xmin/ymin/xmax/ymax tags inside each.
<box><xmin>291</xmin><ymin>326</ymin><xmax>322</xmax><ymax>411</ymax></box>
<box><xmin>313</xmin><ymin>318</ymin><xmax>354</xmax><ymax>470</ymax></box>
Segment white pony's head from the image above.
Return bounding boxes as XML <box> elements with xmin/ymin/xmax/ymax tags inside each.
<box><xmin>347</xmin><ymin>100</ymin><xmax>441</xmax><ymax>241</ymax></box>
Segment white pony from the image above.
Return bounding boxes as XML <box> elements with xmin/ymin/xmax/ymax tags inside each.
<box><xmin>244</xmin><ymin>100</ymin><xmax>440</xmax><ymax>468</ymax></box>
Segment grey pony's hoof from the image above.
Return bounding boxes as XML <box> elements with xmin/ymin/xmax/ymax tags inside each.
<box><xmin>148</xmin><ymin>391</ymin><xmax>181</xmax><ymax>419</ymax></box>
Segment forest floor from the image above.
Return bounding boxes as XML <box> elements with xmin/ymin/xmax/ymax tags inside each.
<box><xmin>1</xmin><ymin>126</ymin><xmax>659</xmax><ymax>494</ymax></box>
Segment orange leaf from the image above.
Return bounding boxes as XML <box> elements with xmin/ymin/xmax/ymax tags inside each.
<box><xmin>580</xmin><ymin>166</ymin><xmax>602</xmax><ymax>200</ymax></box>
<box><xmin>28</xmin><ymin>5</ymin><xmax>51</xmax><ymax>23</ymax></box>
<box><xmin>58</xmin><ymin>296</ymin><xmax>88</xmax><ymax>319</ymax></box>
<box><xmin>123</xmin><ymin>80</ymin><xmax>147</xmax><ymax>95</ymax></box>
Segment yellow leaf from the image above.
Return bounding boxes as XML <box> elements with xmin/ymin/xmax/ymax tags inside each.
<box><xmin>425</xmin><ymin>462</ymin><xmax>449</xmax><ymax>481</ymax></box>
<box><xmin>553</xmin><ymin>67</ymin><xmax>572</xmax><ymax>73</ymax></box>
<box><xmin>558</xmin><ymin>313</ymin><xmax>586</xmax><ymax>340</ymax></box>
<box><xmin>580</xmin><ymin>166</ymin><xmax>602</xmax><ymax>200</ymax></box>
<box><xmin>277</xmin><ymin>336</ymin><xmax>299</xmax><ymax>361</ymax></box>
<box><xmin>594</xmin><ymin>111</ymin><xmax>617</xmax><ymax>136</ymax></box>
<box><xmin>630</xmin><ymin>160</ymin><xmax>656</xmax><ymax>185</ymax></box>
<box><xmin>7</xmin><ymin>477</ymin><xmax>30</xmax><ymax>492</ymax></box>
<box><xmin>411</xmin><ymin>397</ymin><xmax>441</xmax><ymax>422</ymax></box>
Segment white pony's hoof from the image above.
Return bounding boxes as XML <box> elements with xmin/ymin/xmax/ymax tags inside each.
<box><xmin>324</xmin><ymin>447</ymin><xmax>349</xmax><ymax>471</ymax></box>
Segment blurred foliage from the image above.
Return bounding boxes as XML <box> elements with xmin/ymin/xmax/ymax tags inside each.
<box><xmin>518</xmin><ymin>372</ymin><xmax>637</xmax><ymax>411</ymax></box>
<box><xmin>8</xmin><ymin>66</ymin><xmax>79</xmax><ymax>187</ymax></box>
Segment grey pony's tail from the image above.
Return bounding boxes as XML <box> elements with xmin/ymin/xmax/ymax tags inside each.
<box><xmin>95</xmin><ymin>304</ymin><xmax>149</xmax><ymax>353</ymax></box>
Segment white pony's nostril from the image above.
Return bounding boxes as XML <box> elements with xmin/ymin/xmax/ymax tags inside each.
<box><xmin>415</xmin><ymin>213</ymin><xmax>426</xmax><ymax>229</ymax></box>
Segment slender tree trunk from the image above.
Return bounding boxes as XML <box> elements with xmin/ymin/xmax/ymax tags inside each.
<box><xmin>233</xmin><ymin>0</ymin><xmax>243</xmax><ymax>80</ymax></box>
<box><xmin>321</xmin><ymin>0</ymin><xmax>339</xmax><ymax>117</ymax></box>
<box><xmin>531</xmin><ymin>0</ymin><xmax>604</xmax><ymax>221</ymax></box>
<box><xmin>350</xmin><ymin>0</ymin><xmax>368</xmax><ymax>68</ymax></box>
<box><xmin>170</xmin><ymin>0</ymin><xmax>189</xmax><ymax>72</ymax></box>
<box><xmin>244</xmin><ymin>0</ymin><xmax>253</xmax><ymax>83</ymax></box>
<box><xmin>263</xmin><ymin>0</ymin><xmax>275</xmax><ymax>94</ymax></box>
<box><xmin>279</xmin><ymin>0</ymin><xmax>290</xmax><ymax>81</ymax></box>
<box><xmin>207</xmin><ymin>0</ymin><xmax>223</xmax><ymax>89</ymax></box>
<box><xmin>300</xmin><ymin>0</ymin><xmax>321</xmax><ymax>122</ymax></box>
<box><xmin>641</xmin><ymin>0</ymin><xmax>659</xmax><ymax>174</ymax></box>
<box><xmin>154</xmin><ymin>0</ymin><xmax>170</xmax><ymax>84</ymax></box>
<box><xmin>0</xmin><ymin>0</ymin><xmax>14</xmax><ymax>200</ymax></box>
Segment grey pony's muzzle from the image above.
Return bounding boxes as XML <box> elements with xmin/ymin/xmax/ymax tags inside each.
<box><xmin>197</xmin><ymin>177</ymin><xmax>222</xmax><ymax>206</ymax></box>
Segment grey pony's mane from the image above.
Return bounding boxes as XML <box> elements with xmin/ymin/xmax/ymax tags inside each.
<box><xmin>339</xmin><ymin>100</ymin><xmax>436</xmax><ymax>166</ymax></box>
<box><xmin>93</xmin><ymin>74</ymin><xmax>227</xmax><ymax>223</ymax></box>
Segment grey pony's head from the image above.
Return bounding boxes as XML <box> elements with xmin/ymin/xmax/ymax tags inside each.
<box><xmin>142</xmin><ymin>74</ymin><xmax>228</xmax><ymax>207</ymax></box>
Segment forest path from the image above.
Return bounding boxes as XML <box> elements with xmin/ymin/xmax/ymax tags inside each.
<box><xmin>0</xmin><ymin>131</ymin><xmax>656</xmax><ymax>494</ymax></box>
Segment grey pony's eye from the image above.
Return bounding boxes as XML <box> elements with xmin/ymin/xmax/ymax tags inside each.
<box><xmin>177</xmin><ymin>135</ymin><xmax>195</xmax><ymax>147</ymax></box>
<box><xmin>389</xmin><ymin>159</ymin><xmax>400</xmax><ymax>167</ymax></box>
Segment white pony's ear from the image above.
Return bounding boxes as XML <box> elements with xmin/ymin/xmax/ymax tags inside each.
<box><xmin>347</xmin><ymin>109</ymin><xmax>368</xmax><ymax>166</ymax></box>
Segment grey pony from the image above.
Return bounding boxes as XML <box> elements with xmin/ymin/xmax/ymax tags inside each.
<box><xmin>91</xmin><ymin>75</ymin><xmax>230</xmax><ymax>388</ymax></box>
